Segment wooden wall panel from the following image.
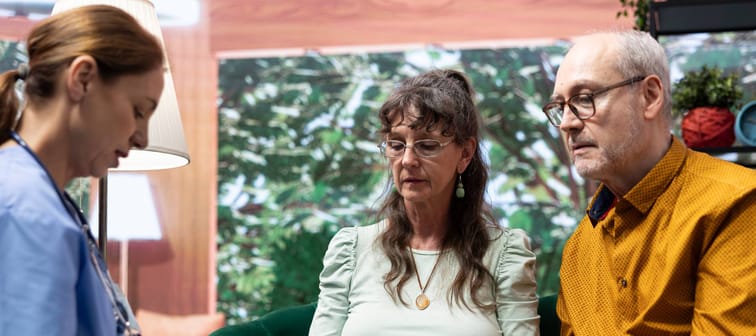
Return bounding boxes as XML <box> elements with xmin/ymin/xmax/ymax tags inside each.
<box><xmin>209</xmin><ymin>0</ymin><xmax>632</xmax><ymax>52</ymax></box>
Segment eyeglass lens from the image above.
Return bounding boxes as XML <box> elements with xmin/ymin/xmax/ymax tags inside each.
<box><xmin>382</xmin><ymin>140</ymin><xmax>445</xmax><ymax>158</ymax></box>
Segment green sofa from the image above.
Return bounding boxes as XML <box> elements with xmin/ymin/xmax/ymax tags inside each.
<box><xmin>210</xmin><ymin>295</ymin><xmax>560</xmax><ymax>336</ymax></box>
<box><xmin>210</xmin><ymin>303</ymin><xmax>317</xmax><ymax>336</ymax></box>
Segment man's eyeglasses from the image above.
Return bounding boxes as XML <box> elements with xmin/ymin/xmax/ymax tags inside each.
<box><xmin>378</xmin><ymin>139</ymin><xmax>452</xmax><ymax>158</ymax></box>
<box><xmin>542</xmin><ymin>76</ymin><xmax>646</xmax><ymax>127</ymax></box>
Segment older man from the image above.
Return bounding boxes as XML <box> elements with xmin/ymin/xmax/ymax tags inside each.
<box><xmin>543</xmin><ymin>30</ymin><xmax>756</xmax><ymax>335</ymax></box>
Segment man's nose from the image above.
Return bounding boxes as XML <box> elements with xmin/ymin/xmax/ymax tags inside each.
<box><xmin>559</xmin><ymin>107</ymin><xmax>583</xmax><ymax>133</ymax></box>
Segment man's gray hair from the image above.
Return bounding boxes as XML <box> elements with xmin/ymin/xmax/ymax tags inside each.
<box><xmin>613</xmin><ymin>30</ymin><xmax>673</xmax><ymax>122</ymax></box>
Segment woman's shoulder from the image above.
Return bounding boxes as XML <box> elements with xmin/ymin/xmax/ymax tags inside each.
<box><xmin>485</xmin><ymin>226</ymin><xmax>535</xmax><ymax>269</ymax></box>
<box><xmin>355</xmin><ymin>221</ymin><xmax>385</xmax><ymax>238</ymax></box>
<box><xmin>320</xmin><ymin>222</ymin><xmax>385</xmax><ymax>279</ymax></box>
<box><xmin>320</xmin><ymin>227</ymin><xmax>358</xmax><ymax>275</ymax></box>
<box><xmin>0</xmin><ymin>149</ymin><xmax>83</xmax><ymax>267</ymax></box>
<box><xmin>0</xmin><ymin>148</ymin><xmax>69</xmax><ymax>226</ymax></box>
<box><xmin>1</xmin><ymin>147</ymin><xmax>42</xmax><ymax>195</ymax></box>
<box><xmin>487</xmin><ymin>226</ymin><xmax>532</xmax><ymax>248</ymax></box>
<box><xmin>326</xmin><ymin>226</ymin><xmax>357</xmax><ymax>252</ymax></box>
<box><xmin>328</xmin><ymin>221</ymin><xmax>383</xmax><ymax>244</ymax></box>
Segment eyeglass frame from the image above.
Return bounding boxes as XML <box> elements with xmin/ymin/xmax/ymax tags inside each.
<box><xmin>541</xmin><ymin>76</ymin><xmax>646</xmax><ymax>127</ymax></box>
<box><xmin>378</xmin><ymin>139</ymin><xmax>453</xmax><ymax>158</ymax></box>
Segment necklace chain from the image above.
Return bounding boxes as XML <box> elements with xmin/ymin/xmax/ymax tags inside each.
<box><xmin>408</xmin><ymin>248</ymin><xmax>442</xmax><ymax>310</ymax></box>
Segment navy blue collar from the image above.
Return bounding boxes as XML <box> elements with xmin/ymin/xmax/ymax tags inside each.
<box><xmin>587</xmin><ymin>185</ymin><xmax>616</xmax><ymax>227</ymax></box>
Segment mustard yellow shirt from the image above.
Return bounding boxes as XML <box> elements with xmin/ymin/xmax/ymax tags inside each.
<box><xmin>558</xmin><ymin>137</ymin><xmax>756</xmax><ymax>335</ymax></box>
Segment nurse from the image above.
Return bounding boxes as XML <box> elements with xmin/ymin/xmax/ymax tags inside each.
<box><xmin>0</xmin><ymin>5</ymin><xmax>164</xmax><ymax>335</ymax></box>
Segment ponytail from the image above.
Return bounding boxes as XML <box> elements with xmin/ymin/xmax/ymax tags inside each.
<box><xmin>0</xmin><ymin>65</ymin><xmax>26</xmax><ymax>144</ymax></box>
<box><xmin>443</xmin><ymin>69</ymin><xmax>476</xmax><ymax>99</ymax></box>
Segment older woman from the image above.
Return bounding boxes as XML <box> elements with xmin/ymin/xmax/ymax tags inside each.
<box><xmin>309</xmin><ymin>69</ymin><xmax>539</xmax><ymax>335</ymax></box>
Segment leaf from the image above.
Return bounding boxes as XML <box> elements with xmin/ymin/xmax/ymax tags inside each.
<box><xmin>508</xmin><ymin>209</ymin><xmax>533</xmax><ymax>231</ymax></box>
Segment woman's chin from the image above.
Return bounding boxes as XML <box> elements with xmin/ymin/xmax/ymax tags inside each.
<box><xmin>400</xmin><ymin>191</ymin><xmax>430</xmax><ymax>203</ymax></box>
<box><xmin>90</xmin><ymin>164</ymin><xmax>111</xmax><ymax>179</ymax></box>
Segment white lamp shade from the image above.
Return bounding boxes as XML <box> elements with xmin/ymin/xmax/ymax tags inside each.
<box><xmin>52</xmin><ymin>0</ymin><xmax>190</xmax><ymax>171</ymax></box>
<box><xmin>89</xmin><ymin>173</ymin><xmax>162</xmax><ymax>241</ymax></box>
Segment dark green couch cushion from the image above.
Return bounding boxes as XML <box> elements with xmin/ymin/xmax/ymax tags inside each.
<box><xmin>538</xmin><ymin>294</ymin><xmax>560</xmax><ymax>336</ymax></box>
<box><xmin>209</xmin><ymin>303</ymin><xmax>317</xmax><ymax>336</ymax></box>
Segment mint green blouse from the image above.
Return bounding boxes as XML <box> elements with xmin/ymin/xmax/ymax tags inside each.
<box><xmin>309</xmin><ymin>222</ymin><xmax>539</xmax><ymax>336</ymax></box>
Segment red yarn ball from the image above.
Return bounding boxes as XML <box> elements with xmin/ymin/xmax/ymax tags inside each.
<box><xmin>681</xmin><ymin>107</ymin><xmax>735</xmax><ymax>148</ymax></box>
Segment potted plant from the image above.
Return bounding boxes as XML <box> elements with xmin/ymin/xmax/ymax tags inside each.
<box><xmin>673</xmin><ymin>65</ymin><xmax>743</xmax><ymax>148</ymax></box>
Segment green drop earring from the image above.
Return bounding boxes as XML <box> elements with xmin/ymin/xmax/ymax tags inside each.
<box><xmin>455</xmin><ymin>174</ymin><xmax>465</xmax><ymax>199</ymax></box>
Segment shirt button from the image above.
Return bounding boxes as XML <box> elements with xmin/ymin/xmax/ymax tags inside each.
<box><xmin>619</xmin><ymin>278</ymin><xmax>628</xmax><ymax>288</ymax></box>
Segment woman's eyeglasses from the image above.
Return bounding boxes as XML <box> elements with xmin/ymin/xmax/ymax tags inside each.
<box><xmin>541</xmin><ymin>76</ymin><xmax>646</xmax><ymax>127</ymax></box>
<box><xmin>378</xmin><ymin>139</ymin><xmax>452</xmax><ymax>158</ymax></box>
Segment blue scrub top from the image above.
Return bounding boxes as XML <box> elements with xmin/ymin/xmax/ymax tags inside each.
<box><xmin>0</xmin><ymin>145</ymin><xmax>117</xmax><ymax>335</ymax></box>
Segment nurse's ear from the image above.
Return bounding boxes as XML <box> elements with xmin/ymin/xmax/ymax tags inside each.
<box><xmin>457</xmin><ymin>138</ymin><xmax>476</xmax><ymax>173</ymax></box>
<box><xmin>66</xmin><ymin>55</ymin><xmax>98</xmax><ymax>102</ymax></box>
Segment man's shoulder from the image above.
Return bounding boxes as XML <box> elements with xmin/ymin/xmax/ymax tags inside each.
<box><xmin>682</xmin><ymin>150</ymin><xmax>756</xmax><ymax>194</ymax></box>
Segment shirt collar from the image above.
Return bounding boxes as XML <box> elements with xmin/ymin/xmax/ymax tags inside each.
<box><xmin>586</xmin><ymin>136</ymin><xmax>686</xmax><ymax>227</ymax></box>
<box><xmin>587</xmin><ymin>185</ymin><xmax>616</xmax><ymax>227</ymax></box>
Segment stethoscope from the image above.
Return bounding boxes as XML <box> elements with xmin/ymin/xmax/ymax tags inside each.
<box><xmin>9</xmin><ymin>131</ymin><xmax>140</xmax><ymax>336</ymax></box>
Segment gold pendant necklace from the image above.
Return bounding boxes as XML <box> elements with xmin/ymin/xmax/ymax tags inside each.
<box><xmin>409</xmin><ymin>248</ymin><xmax>442</xmax><ymax>310</ymax></box>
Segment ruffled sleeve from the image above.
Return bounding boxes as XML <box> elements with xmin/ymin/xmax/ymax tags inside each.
<box><xmin>308</xmin><ymin>227</ymin><xmax>357</xmax><ymax>336</ymax></box>
<box><xmin>494</xmin><ymin>228</ymin><xmax>539</xmax><ymax>335</ymax></box>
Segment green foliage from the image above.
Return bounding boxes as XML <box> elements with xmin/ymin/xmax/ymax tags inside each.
<box><xmin>0</xmin><ymin>40</ymin><xmax>26</xmax><ymax>73</ymax></box>
<box><xmin>65</xmin><ymin>178</ymin><xmax>91</xmax><ymax>215</ymax></box>
<box><xmin>672</xmin><ymin>65</ymin><xmax>743</xmax><ymax>115</ymax></box>
<box><xmin>616</xmin><ymin>0</ymin><xmax>649</xmax><ymax>31</ymax></box>
<box><xmin>217</xmin><ymin>53</ymin><xmax>398</xmax><ymax>323</ymax></box>
<box><xmin>268</xmin><ymin>227</ymin><xmax>333</xmax><ymax>308</ymax></box>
